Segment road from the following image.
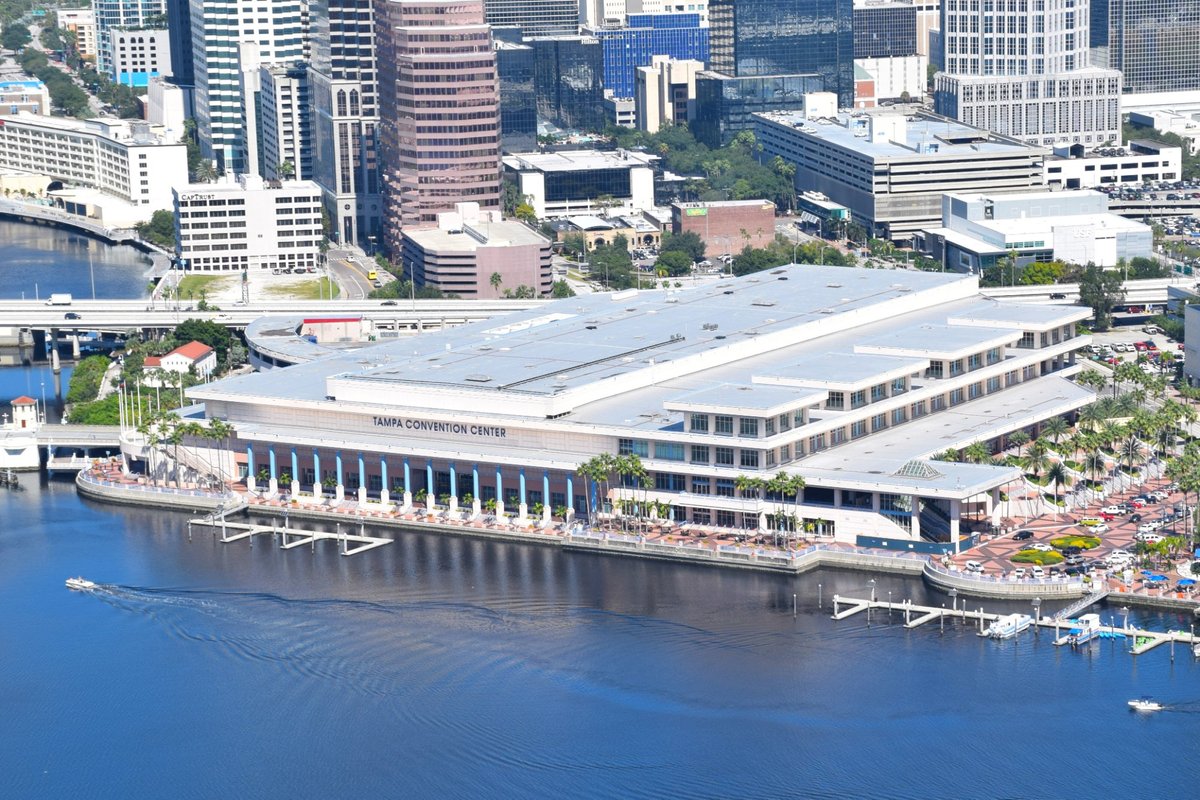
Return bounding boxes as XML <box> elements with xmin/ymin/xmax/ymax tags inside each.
<box><xmin>325</xmin><ymin>249</ymin><xmax>376</xmax><ymax>300</ymax></box>
<box><xmin>25</xmin><ymin>22</ymin><xmax>104</xmax><ymax>116</ymax></box>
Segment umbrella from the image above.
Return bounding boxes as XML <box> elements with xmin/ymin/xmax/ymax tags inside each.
<box><xmin>1141</xmin><ymin>569</ymin><xmax>1155</xmax><ymax>575</ymax></box>
<box><xmin>1178</xmin><ymin>578</ymin><xmax>1196</xmax><ymax>586</ymax></box>
<box><xmin>1147</xmin><ymin>574</ymin><xmax>1168</xmax><ymax>582</ymax></box>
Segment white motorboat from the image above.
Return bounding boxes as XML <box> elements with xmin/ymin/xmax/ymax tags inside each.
<box><xmin>1127</xmin><ymin>697</ymin><xmax>1164</xmax><ymax>712</ymax></box>
<box><xmin>982</xmin><ymin>613</ymin><xmax>1033</xmax><ymax>640</ymax></box>
<box><xmin>65</xmin><ymin>577</ymin><xmax>97</xmax><ymax>591</ymax></box>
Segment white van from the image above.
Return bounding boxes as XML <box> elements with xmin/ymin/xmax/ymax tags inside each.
<box><xmin>1030</xmin><ymin>566</ymin><xmax>1046</xmax><ymax>579</ymax></box>
<box><xmin>965</xmin><ymin>560</ymin><xmax>985</xmax><ymax>573</ymax></box>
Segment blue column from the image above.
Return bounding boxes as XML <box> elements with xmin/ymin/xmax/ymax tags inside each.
<box><xmin>268</xmin><ymin>446</ymin><xmax>277</xmax><ymax>481</ymax></box>
<box><xmin>246</xmin><ymin>445</ymin><xmax>254</xmax><ymax>477</ymax></box>
<box><xmin>381</xmin><ymin>457</ymin><xmax>388</xmax><ymax>492</ymax></box>
<box><xmin>357</xmin><ymin>452</ymin><xmax>365</xmax><ymax>489</ymax></box>
<box><xmin>404</xmin><ymin>457</ymin><xmax>411</xmax><ymax>493</ymax></box>
<box><xmin>290</xmin><ymin>447</ymin><xmax>298</xmax><ymax>482</ymax></box>
<box><xmin>519</xmin><ymin>468</ymin><xmax>527</xmax><ymax>506</ymax></box>
<box><xmin>472</xmin><ymin>464</ymin><xmax>480</xmax><ymax>499</ymax></box>
<box><xmin>590</xmin><ymin>478</ymin><xmax>598</xmax><ymax>514</ymax></box>
<box><xmin>542</xmin><ymin>471</ymin><xmax>549</xmax><ymax>507</ymax></box>
<box><xmin>449</xmin><ymin>462</ymin><xmax>457</xmax><ymax>499</ymax></box>
<box><xmin>566</xmin><ymin>474</ymin><xmax>574</xmax><ymax>511</ymax></box>
<box><xmin>496</xmin><ymin>467</ymin><xmax>503</xmax><ymax>503</ymax></box>
<box><xmin>426</xmin><ymin>461</ymin><xmax>434</xmax><ymax>496</ymax></box>
<box><xmin>335</xmin><ymin>451</ymin><xmax>343</xmax><ymax>487</ymax></box>
<box><xmin>313</xmin><ymin>449</ymin><xmax>320</xmax><ymax>483</ymax></box>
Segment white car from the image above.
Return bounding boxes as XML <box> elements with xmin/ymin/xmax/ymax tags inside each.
<box><xmin>1030</xmin><ymin>566</ymin><xmax>1046</xmax><ymax>579</ymax></box>
<box><xmin>965</xmin><ymin>560</ymin><xmax>985</xmax><ymax>573</ymax></box>
<box><xmin>1137</xmin><ymin>522</ymin><xmax>1160</xmax><ymax>533</ymax></box>
<box><xmin>1100</xmin><ymin>505</ymin><xmax>1124</xmax><ymax>515</ymax></box>
<box><xmin>1091</xmin><ymin>523</ymin><xmax>1110</xmax><ymax>533</ymax></box>
<box><xmin>1024</xmin><ymin>543</ymin><xmax>1054</xmax><ymax>552</ymax></box>
<box><xmin>1136</xmin><ymin>533</ymin><xmax>1164</xmax><ymax>544</ymax></box>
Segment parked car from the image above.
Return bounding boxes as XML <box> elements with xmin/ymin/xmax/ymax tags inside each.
<box><xmin>965</xmin><ymin>560</ymin><xmax>985</xmax><ymax>573</ymax></box>
<box><xmin>1065</xmin><ymin>555</ymin><xmax>1086</xmax><ymax>566</ymax></box>
<box><xmin>1025</xmin><ymin>543</ymin><xmax>1054</xmax><ymax>552</ymax></box>
<box><xmin>1013</xmin><ymin>530</ymin><xmax>1034</xmax><ymax>540</ymax></box>
<box><xmin>1130</xmin><ymin>513</ymin><xmax>1143</xmax><ymax>523</ymax></box>
<box><xmin>1030</xmin><ymin>566</ymin><xmax>1046</xmax><ymax>579</ymax></box>
<box><xmin>1100</xmin><ymin>505</ymin><xmax>1124</xmax><ymax>515</ymax></box>
<box><xmin>1136</xmin><ymin>533</ymin><xmax>1164</xmax><ymax>544</ymax></box>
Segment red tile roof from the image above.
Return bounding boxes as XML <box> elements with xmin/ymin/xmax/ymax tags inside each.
<box><xmin>143</xmin><ymin>356</ymin><xmax>162</xmax><ymax>367</ymax></box>
<box><xmin>10</xmin><ymin>395</ymin><xmax>35</xmax><ymax>405</ymax></box>
<box><xmin>169</xmin><ymin>341</ymin><xmax>214</xmax><ymax>362</ymax></box>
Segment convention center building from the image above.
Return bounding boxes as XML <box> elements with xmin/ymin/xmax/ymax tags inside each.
<box><xmin>188</xmin><ymin>265</ymin><xmax>1095</xmax><ymax>549</ymax></box>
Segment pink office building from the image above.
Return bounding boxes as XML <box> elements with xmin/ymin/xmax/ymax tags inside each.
<box><xmin>375</xmin><ymin>0</ymin><xmax>502</xmax><ymax>256</ymax></box>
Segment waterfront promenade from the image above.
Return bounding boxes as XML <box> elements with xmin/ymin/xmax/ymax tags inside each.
<box><xmin>75</xmin><ymin>460</ymin><xmax>1200</xmax><ymax>609</ymax></box>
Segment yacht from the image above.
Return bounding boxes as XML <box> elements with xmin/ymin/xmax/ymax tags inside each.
<box><xmin>65</xmin><ymin>577</ymin><xmax>97</xmax><ymax>591</ymax></box>
<box><xmin>982</xmin><ymin>613</ymin><xmax>1033</xmax><ymax>640</ymax></box>
<box><xmin>1127</xmin><ymin>697</ymin><xmax>1164</xmax><ymax>712</ymax></box>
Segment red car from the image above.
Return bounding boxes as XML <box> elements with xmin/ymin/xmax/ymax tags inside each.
<box><xmin>1130</xmin><ymin>498</ymin><xmax>1148</xmax><ymax>508</ymax></box>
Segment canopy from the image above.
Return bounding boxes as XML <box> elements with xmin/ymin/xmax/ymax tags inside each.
<box><xmin>1178</xmin><ymin>578</ymin><xmax>1196</xmax><ymax>586</ymax></box>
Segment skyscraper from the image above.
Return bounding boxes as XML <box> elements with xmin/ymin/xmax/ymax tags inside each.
<box><xmin>94</xmin><ymin>0</ymin><xmax>167</xmax><ymax>77</ymax></box>
<box><xmin>1090</xmin><ymin>0</ymin><xmax>1200</xmax><ymax>94</ymax></box>
<box><xmin>853</xmin><ymin>1</ymin><xmax>918</xmax><ymax>59</ymax></box>
<box><xmin>482</xmin><ymin>0</ymin><xmax>578</xmax><ymax>36</ymax></box>
<box><xmin>189</xmin><ymin>0</ymin><xmax>308</xmax><ymax>173</ymax></box>
<box><xmin>934</xmin><ymin>0</ymin><xmax>1122</xmax><ymax>147</ymax></box>
<box><xmin>165</xmin><ymin>0</ymin><xmax>193</xmax><ymax>87</ymax></box>
<box><xmin>587</xmin><ymin>13</ymin><xmax>709</xmax><ymax>99</ymax></box>
<box><xmin>708</xmin><ymin>0</ymin><xmax>854</xmax><ymax>106</ymax></box>
<box><xmin>529</xmin><ymin>36</ymin><xmax>606</xmax><ymax>132</ymax></box>
<box><xmin>310</xmin><ymin>0</ymin><xmax>381</xmax><ymax>247</ymax></box>
<box><xmin>375</xmin><ymin>0</ymin><xmax>501</xmax><ymax>254</ymax></box>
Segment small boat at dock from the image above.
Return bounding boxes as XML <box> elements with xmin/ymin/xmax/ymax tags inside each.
<box><xmin>1128</xmin><ymin>697</ymin><xmax>1164</xmax><ymax>712</ymax></box>
<box><xmin>1066</xmin><ymin>613</ymin><xmax>1102</xmax><ymax>646</ymax></box>
<box><xmin>65</xmin><ymin>577</ymin><xmax>97</xmax><ymax>591</ymax></box>
<box><xmin>981</xmin><ymin>613</ymin><xmax>1033</xmax><ymax>640</ymax></box>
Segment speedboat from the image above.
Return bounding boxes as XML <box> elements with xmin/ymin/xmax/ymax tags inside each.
<box><xmin>1127</xmin><ymin>697</ymin><xmax>1164</xmax><ymax>712</ymax></box>
<box><xmin>65</xmin><ymin>577</ymin><xmax>97</xmax><ymax>591</ymax></box>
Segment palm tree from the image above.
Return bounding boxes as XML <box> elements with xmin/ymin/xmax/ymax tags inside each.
<box><xmin>1078</xmin><ymin>402</ymin><xmax>1107</xmax><ymax>433</ymax></box>
<box><xmin>961</xmin><ymin>441</ymin><xmax>991</xmax><ymax>464</ymax></box>
<box><xmin>1022</xmin><ymin>439</ymin><xmax>1051</xmax><ymax>484</ymax></box>
<box><xmin>1046</xmin><ymin>461</ymin><xmax>1071</xmax><ymax>514</ymax></box>
<box><xmin>1119</xmin><ymin>432</ymin><xmax>1144</xmax><ymax>475</ymax></box>
<box><xmin>1006</xmin><ymin>430</ymin><xmax>1030</xmax><ymax>459</ymax></box>
<box><xmin>1040</xmin><ymin>416</ymin><xmax>1070</xmax><ymax>448</ymax></box>
<box><xmin>1083</xmin><ymin>451</ymin><xmax>1106</xmax><ymax>497</ymax></box>
<box><xmin>489</xmin><ymin>271</ymin><xmax>503</xmax><ymax>296</ymax></box>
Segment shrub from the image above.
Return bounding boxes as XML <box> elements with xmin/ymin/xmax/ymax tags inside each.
<box><xmin>1050</xmin><ymin>535</ymin><xmax>1101</xmax><ymax>550</ymax></box>
<box><xmin>1012</xmin><ymin>550</ymin><xmax>1065</xmax><ymax>565</ymax></box>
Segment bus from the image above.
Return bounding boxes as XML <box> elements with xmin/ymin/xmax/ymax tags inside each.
<box><xmin>366</xmin><ymin>269</ymin><xmax>378</xmax><ymax>281</ymax></box>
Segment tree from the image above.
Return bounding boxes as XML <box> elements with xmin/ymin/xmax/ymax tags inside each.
<box><xmin>550</xmin><ymin>280</ymin><xmax>575</xmax><ymax>298</ymax></box>
<box><xmin>1078</xmin><ymin>264</ymin><xmax>1126</xmax><ymax>331</ymax></box>
<box><xmin>655</xmin><ymin>250</ymin><xmax>692</xmax><ymax>277</ymax></box>
<box><xmin>961</xmin><ymin>441</ymin><xmax>991</xmax><ymax>464</ymax></box>
<box><xmin>1040</xmin><ymin>416</ymin><xmax>1070</xmax><ymax>448</ymax></box>
<box><xmin>1046</xmin><ymin>461</ymin><xmax>1072</xmax><ymax>511</ymax></box>
<box><xmin>276</xmin><ymin>160</ymin><xmax>296</xmax><ymax>180</ymax></box>
<box><xmin>659</xmin><ymin>230</ymin><xmax>706</xmax><ymax>263</ymax></box>
<box><xmin>489</xmin><ymin>271</ymin><xmax>503</xmax><ymax>296</ymax></box>
<box><xmin>1006</xmin><ymin>430</ymin><xmax>1030</xmax><ymax>458</ymax></box>
<box><xmin>1018</xmin><ymin>261</ymin><xmax>1066</xmax><ymax>285</ymax></box>
<box><xmin>2</xmin><ymin>24</ymin><xmax>31</xmax><ymax>51</ymax></box>
<box><xmin>135</xmin><ymin>210</ymin><xmax>176</xmax><ymax>250</ymax></box>
<box><xmin>1022</xmin><ymin>439</ymin><xmax>1051</xmax><ymax>482</ymax></box>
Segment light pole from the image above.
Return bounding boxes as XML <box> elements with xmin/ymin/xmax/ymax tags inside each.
<box><xmin>1032</xmin><ymin>597</ymin><xmax>1042</xmax><ymax>636</ymax></box>
<box><xmin>949</xmin><ymin>587</ymin><xmax>958</xmax><ymax>613</ymax></box>
<box><xmin>408</xmin><ymin>261</ymin><xmax>416</xmax><ymax>312</ymax></box>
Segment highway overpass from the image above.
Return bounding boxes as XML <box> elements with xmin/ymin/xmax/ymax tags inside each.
<box><xmin>0</xmin><ymin>298</ymin><xmax>545</xmax><ymax>335</ymax></box>
<box><xmin>980</xmin><ymin>276</ymin><xmax>1196</xmax><ymax>306</ymax></box>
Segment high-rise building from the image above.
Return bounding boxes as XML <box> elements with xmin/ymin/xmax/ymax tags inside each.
<box><xmin>934</xmin><ymin>0</ymin><xmax>1122</xmax><ymax>147</ymax></box>
<box><xmin>107</xmin><ymin>28</ymin><xmax>172</xmax><ymax>87</ymax></box>
<box><xmin>853</xmin><ymin>1</ymin><xmax>917</xmax><ymax>59</ymax></box>
<box><xmin>58</xmin><ymin>9</ymin><xmax>99</xmax><ymax>60</ymax></box>
<box><xmin>1090</xmin><ymin>0</ymin><xmax>1200</xmax><ymax>94</ymax></box>
<box><xmin>483</xmin><ymin>0</ymin><xmax>577</xmax><ymax>36</ymax></box>
<box><xmin>587</xmin><ymin>13</ymin><xmax>709</xmax><ymax>99</ymax></box>
<box><xmin>310</xmin><ymin>0</ymin><xmax>381</xmax><ymax>247</ymax></box>
<box><xmin>93</xmin><ymin>0</ymin><xmax>167</xmax><ymax>77</ymax></box>
<box><xmin>495</xmin><ymin>38</ymin><xmax>538</xmax><ymax>153</ymax></box>
<box><xmin>259</xmin><ymin>63</ymin><xmax>312</xmax><ymax>182</ymax></box>
<box><xmin>530</xmin><ymin>35</ymin><xmax>606</xmax><ymax>132</ymax></box>
<box><xmin>189</xmin><ymin>0</ymin><xmax>308</xmax><ymax>174</ymax></box>
<box><xmin>165</xmin><ymin>0</ymin><xmax>193</xmax><ymax>87</ymax></box>
<box><xmin>375</xmin><ymin>0</ymin><xmax>501</xmax><ymax>255</ymax></box>
<box><xmin>635</xmin><ymin>56</ymin><xmax>704</xmax><ymax>133</ymax></box>
<box><xmin>707</xmin><ymin>0</ymin><xmax>854</xmax><ymax>106</ymax></box>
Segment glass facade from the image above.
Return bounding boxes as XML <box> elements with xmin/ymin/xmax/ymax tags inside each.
<box><xmin>496</xmin><ymin>42</ymin><xmax>538</xmax><ymax>154</ymax></box>
<box><xmin>1093</xmin><ymin>0</ymin><xmax>1200</xmax><ymax>93</ymax></box>
<box><xmin>544</xmin><ymin>168</ymin><xmax>631</xmax><ymax>202</ymax></box>
<box><xmin>531</xmin><ymin>36</ymin><xmax>606</xmax><ymax>132</ymax></box>
<box><xmin>707</xmin><ymin>0</ymin><xmax>854</xmax><ymax>105</ymax></box>
<box><xmin>694</xmin><ymin>72</ymin><xmax>823</xmax><ymax>146</ymax></box>
<box><xmin>590</xmin><ymin>14</ymin><xmax>709</xmax><ymax>99</ymax></box>
<box><xmin>484</xmin><ymin>0</ymin><xmax>578</xmax><ymax>36</ymax></box>
<box><xmin>852</xmin><ymin>3</ymin><xmax>917</xmax><ymax>59</ymax></box>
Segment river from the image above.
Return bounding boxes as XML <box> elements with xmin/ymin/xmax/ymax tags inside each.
<box><xmin>2</xmin><ymin>221</ymin><xmax>1199</xmax><ymax>799</ymax></box>
<box><xmin>0</xmin><ymin>219</ymin><xmax>152</xmax><ymax>301</ymax></box>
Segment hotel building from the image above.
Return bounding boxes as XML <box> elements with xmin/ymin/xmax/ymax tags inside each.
<box><xmin>188</xmin><ymin>265</ymin><xmax>1094</xmax><ymax>550</ymax></box>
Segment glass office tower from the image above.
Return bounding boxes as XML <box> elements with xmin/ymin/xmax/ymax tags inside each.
<box><xmin>1092</xmin><ymin>0</ymin><xmax>1200</xmax><ymax>93</ymax></box>
<box><xmin>707</xmin><ymin>0</ymin><xmax>854</xmax><ymax>106</ymax></box>
<box><xmin>530</xmin><ymin>36</ymin><xmax>606</xmax><ymax>132</ymax></box>
<box><xmin>853</xmin><ymin>2</ymin><xmax>918</xmax><ymax>59</ymax></box>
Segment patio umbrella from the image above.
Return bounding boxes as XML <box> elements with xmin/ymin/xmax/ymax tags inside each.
<box><xmin>1178</xmin><ymin>579</ymin><xmax>1196</xmax><ymax>586</ymax></box>
<box><xmin>1148</xmin><ymin>574</ymin><xmax>1168</xmax><ymax>582</ymax></box>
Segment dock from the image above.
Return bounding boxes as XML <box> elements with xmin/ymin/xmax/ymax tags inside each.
<box><xmin>830</xmin><ymin>594</ymin><xmax>1200</xmax><ymax>657</ymax></box>
<box><xmin>187</xmin><ymin>516</ymin><xmax>392</xmax><ymax>557</ymax></box>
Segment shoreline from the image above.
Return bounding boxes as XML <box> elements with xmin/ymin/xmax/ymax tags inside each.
<box><xmin>77</xmin><ymin>469</ymin><xmax>1183</xmax><ymax>607</ymax></box>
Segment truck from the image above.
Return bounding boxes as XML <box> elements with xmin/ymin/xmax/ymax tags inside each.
<box><xmin>45</xmin><ymin>293</ymin><xmax>73</xmax><ymax>306</ymax></box>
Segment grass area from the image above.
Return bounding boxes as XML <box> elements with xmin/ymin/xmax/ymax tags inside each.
<box><xmin>1012</xmin><ymin>550</ymin><xmax>1065</xmax><ymax>565</ymax></box>
<box><xmin>1051</xmin><ymin>535</ymin><xmax>1102</xmax><ymax>550</ymax></box>
<box><xmin>262</xmin><ymin>277</ymin><xmax>339</xmax><ymax>300</ymax></box>
<box><xmin>176</xmin><ymin>274</ymin><xmax>232</xmax><ymax>298</ymax></box>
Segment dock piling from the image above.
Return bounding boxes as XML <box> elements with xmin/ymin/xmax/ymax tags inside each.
<box><xmin>793</xmin><ymin>593</ymin><xmax>797</xmax><ymax>618</ymax></box>
<box><xmin>818</xmin><ymin>583</ymin><xmax>822</xmax><ymax>609</ymax></box>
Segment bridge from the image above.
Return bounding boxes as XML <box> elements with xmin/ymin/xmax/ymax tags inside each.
<box><xmin>1108</xmin><ymin>197</ymin><xmax>1200</xmax><ymax>221</ymax></box>
<box><xmin>980</xmin><ymin>276</ymin><xmax>1195</xmax><ymax>306</ymax></box>
<box><xmin>36</xmin><ymin>424</ymin><xmax>122</xmax><ymax>448</ymax></box>
<box><xmin>0</xmin><ymin>298</ymin><xmax>545</xmax><ymax>335</ymax></box>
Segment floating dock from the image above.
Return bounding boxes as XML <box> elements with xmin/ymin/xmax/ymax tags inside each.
<box><xmin>830</xmin><ymin>594</ymin><xmax>1200</xmax><ymax>657</ymax></box>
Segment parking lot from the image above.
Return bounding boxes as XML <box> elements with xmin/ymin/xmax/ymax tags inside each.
<box><xmin>1082</xmin><ymin>324</ymin><xmax>1184</xmax><ymax>377</ymax></box>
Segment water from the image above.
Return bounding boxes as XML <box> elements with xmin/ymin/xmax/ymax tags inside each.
<box><xmin>0</xmin><ymin>219</ymin><xmax>152</xmax><ymax>300</ymax></box>
<box><xmin>2</xmin><ymin>475</ymin><xmax>1198</xmax><ymax>800</ymax></box>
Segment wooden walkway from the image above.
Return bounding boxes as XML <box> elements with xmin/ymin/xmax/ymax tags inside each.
<box><xmin>830</xmin><ymin>594</ymin><xmax>1200</xmax><ymax>657</ymax></box>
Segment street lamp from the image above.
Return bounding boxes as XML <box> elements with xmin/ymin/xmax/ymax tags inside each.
<box><xmin>868</xmin><ymin>578</ymin><xmax>876</xmax><ymax>602</ymax></box>
<box><xmin>1032</xmin><ymin>597</ymin><xmax>1042</xmax><ymax>635</ymax></box>
<box><xmin>949</xmin><ymin>587</ymin><xmax>958</xmax><ymax>613</ymax></box>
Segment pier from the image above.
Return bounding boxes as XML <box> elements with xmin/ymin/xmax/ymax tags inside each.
<box><xmin>188</xmin><ymin>516</ymin><xmax>392</xmax><ymax>557</ymax></box>
<box><xmin>830</xmin><ymin>594</ymin><xmax>1200</xmax><ymax>657</ymax></box>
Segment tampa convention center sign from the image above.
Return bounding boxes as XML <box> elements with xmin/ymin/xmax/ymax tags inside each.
<box><xmin>372</xmin><ymin>417</ymin><xmax>509</xmax><ymax>439</ymax></box>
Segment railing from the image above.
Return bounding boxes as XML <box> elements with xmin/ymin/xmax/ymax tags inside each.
<box><xmin>924</xmin><ymin>559</ymin><xmax>1085</xmax><ymax>591</ymax></box>
<box><xmin>77</xmin><ymin>468</ymin><xmax>235</xmax><ymax>501</ymax></box>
